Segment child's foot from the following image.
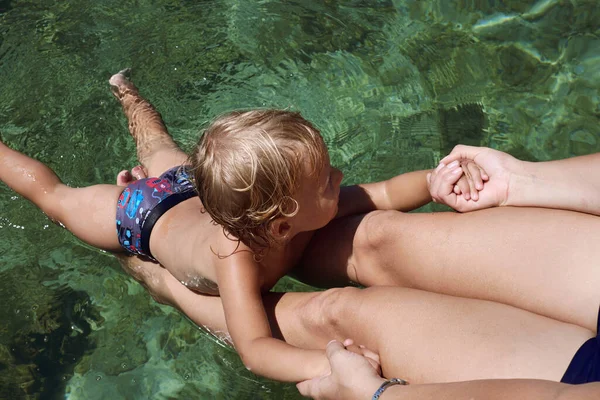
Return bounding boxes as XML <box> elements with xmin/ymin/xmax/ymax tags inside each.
<box><xmin>115</xmin><ymin>165</ymin><xmax>147</xmax><ymax>186</ymax></box>
<box><xmin>109</xmin><ymin>68</ymin><xmax>138</xmax><ymax>100</ymax></box>
<box><xmin>116</xmin><ymin>170</ymin><xmax>131</xmax><ymax>186</ymax></box>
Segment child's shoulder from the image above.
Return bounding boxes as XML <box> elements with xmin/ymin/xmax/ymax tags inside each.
<box><xmin>212</xmin><ymin>232</ymin><xmax>256</xmax><ymax>264</ymax></box>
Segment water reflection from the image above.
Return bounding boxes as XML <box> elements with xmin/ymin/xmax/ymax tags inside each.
<box><xmin>0</xmin><ymin>0</ymin><xmax>599</xmax><ymax>398</ymax></box>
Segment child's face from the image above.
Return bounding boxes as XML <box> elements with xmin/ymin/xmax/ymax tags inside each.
<box><xmin>291</xmin><ymin>152</ymin><xmax>343</xmax><ymax>233</ymax></box>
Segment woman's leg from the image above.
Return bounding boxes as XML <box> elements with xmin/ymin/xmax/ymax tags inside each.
<box><xmin>109</xmin><ymin>69</ymin><xmax>188</xmax><ymax>177</ymax></box>
<box><xmin>275</xmin><ymin>286</ymin><xmax>594</xmax><ymax>384</ymax></box>
<box><xmin>0</xmin><ymin>140</ymin><xmax>123</xmax><ymax>251</ymax></box>
<box><xmin>116</xmin><ymin>256</ymin><xmax>594</xmax><ymax>384</ymax></box>
<box><xmin>299</xmin><ymin>207</ymin><xmax>600</xmax><ymax>331</ymax></box>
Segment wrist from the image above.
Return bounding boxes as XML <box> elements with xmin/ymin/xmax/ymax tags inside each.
<box><xmin>372</xmin><ymin>378</ymin><xmax>409</xmax><ymax>399</ymax></box>
<box><xmin>359</xmin><ymin>377</ymin><xmax>386</xmax><ymax>400</ymax></box>
<box><xmin>504</xmin><ymin>159</ymin><xmax>530</xmax><ymax>207</ymax></box>
<box><xmin>306</xmin><ymin>350</ymin><xmax>333</xmax><ymax>379</ymax></box>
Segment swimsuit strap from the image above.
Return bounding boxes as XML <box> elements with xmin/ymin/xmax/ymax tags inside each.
<box><xmin>140</xmin><ymin>190</ymin><xmax>197</xmax><ymax>258</ymax></box>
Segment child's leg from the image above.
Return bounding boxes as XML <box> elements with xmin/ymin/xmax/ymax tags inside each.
<box><xmin>109</xmin><ymin>69</ymin><xmax>188</xmax><ymax>177</ymax></box>
<box><xmin>0</xmin><ymin>141</ymin><xmax>123</xmax><ymax>251</ymax></box>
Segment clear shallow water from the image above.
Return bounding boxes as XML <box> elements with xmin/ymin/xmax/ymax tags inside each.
<box><xmin>0</xmin><ymin>0</ymin><xmax>599</xmax><ymax>398</ymax></box>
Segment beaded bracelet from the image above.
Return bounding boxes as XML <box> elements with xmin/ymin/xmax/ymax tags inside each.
<box><xmin>372</xmin><ymin>377</ymin><xmax>409</xmax><ymax>400</ymax></box>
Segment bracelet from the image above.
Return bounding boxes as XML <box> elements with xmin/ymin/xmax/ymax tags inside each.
<box><xmin>372</xmin><ymin>377</ymin><xmax>409</xmax><ymax>400</ymax></box>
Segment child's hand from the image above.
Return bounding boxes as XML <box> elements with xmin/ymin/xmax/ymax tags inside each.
<box><xmin>453</xmin><ymin>159</ymin><xmax>489</xmax><ymax>201</ymax></box>
<box><xmin>427</xmin><ymin>160</ymin><xmax>488</xmax><ymax>212</ymax></box>
<box><xmin>342</xmin><ymin>338</ymin><xmax>381</xmax><ymax>375</ymax></box>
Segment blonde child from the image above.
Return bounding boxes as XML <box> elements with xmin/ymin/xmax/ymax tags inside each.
<box><xmin>0</xmin><ymin>69</ymin><xmax>481</xmax><ymax>382</ymax></box>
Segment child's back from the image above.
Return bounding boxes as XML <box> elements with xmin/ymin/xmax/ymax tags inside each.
<box><xmin>147</xmin><ymin>195</ymin><xmax>314</xmax><ymax>294</ymax></box>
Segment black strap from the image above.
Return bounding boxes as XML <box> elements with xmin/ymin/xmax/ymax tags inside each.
<box><xmin>140</xmin><ymin>190</ymin><xmax>197</xmax><ymax>258</ymax></box>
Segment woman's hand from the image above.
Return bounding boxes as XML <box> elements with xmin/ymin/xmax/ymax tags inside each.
<box><xmin>296</xmin><ymin>340</ymin><xmax>385</xmax><ymax>400</ymax></box>
<box><xmin>428</xmin><ymin>145</ymin><xmax>517</xmax><ymax>212</ymax></box>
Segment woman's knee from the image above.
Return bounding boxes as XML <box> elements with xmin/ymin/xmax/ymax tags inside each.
<box><xmin>353</xmin><ymin>210</ymin><xmax>408</xmax><ymax>263</ymax></box>
<box><xmin>305</xmin><ymin>287</ymin><xmax>362</xmax><ymax>330</ymax></box>
<box><xmin>354</xmin><ymin>210</ymin><xmax>403</xmax><ymax>248</ymax></box>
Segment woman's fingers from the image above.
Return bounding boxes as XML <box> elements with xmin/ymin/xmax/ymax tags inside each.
<box><xmin>440</xmin><ymin>144</ymin><xmax>482</xmax><ymax>165</ymax></box>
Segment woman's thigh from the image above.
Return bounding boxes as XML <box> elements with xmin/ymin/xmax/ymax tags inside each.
<box><xmin>278</xmin><ymin>286</ymin><xmax>594</xmax><ymax>384</ymax></box>
<box><xmin>301</xmin><ymin>207</ymin><xmax>600</xmax><ymax>331</ymax></box>
<box><xmin>116</xmin><ymin>257</ymin><xmax>595</xmax><ymax>384</ymax></box>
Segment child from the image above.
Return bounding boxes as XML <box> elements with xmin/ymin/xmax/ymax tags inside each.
<box><xmin>0</xmin><ymin>69</ymin><xmax>482</xmax><ymax>382</ymax></box>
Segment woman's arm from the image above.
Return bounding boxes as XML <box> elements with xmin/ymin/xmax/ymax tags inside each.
<box><xmin>385</xmin><ymin>380</ymin><xmax>600</xmax><ymax>400</ymax></box>
<box><xmin>506</xmin><ymin>152</ymin><xmax>600</xmax><ymax>215</ymax></box>
<box><xmin>216</xmin><ymin>250</ymin><xmax>330</xmax><ymax>382</ymax></box>
<box><xmin>437</xmin><ymin>145</ymin><xmax>600</xmax><ymax>215</ymax></box>
<box><xmin>297</xmin><ymin>341</ymin><xmax>600</xmax><ymax>400</ymax></box>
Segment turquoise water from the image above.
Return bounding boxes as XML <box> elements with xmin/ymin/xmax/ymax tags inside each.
<box><xmin>1</xmin><ymin>0</ymin><xmax>599</xmax><ymax>398</ymax></box>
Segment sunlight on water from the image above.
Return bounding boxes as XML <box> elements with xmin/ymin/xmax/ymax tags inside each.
<box><xmin>473</xmin><ymin>13</ymin><xmax>518</xmax><ymax>30</ymax></box>
<box><xmin>0</xmin><ymin>0</ymin><xmax>599</xmax><ymax>398</ymax></box>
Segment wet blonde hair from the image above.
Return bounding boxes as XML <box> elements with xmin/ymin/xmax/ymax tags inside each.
<box><xmin>191</xmin><ymin>110</ymin><xmax>327</xmax><ymax>253</ymax></box>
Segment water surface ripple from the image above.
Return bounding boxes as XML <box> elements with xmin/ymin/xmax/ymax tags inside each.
<box><xmin>0</xmin><ymin>1</ymin><xmax>599</xmax><ymax>398</ymax></box>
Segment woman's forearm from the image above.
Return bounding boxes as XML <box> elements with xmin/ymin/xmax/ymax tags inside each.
<box><xmin>507</xmin><ymin>153</ymin><xmax>600</xmax><ymax>216</ymax></box>
<box><xmin>384</xmin><ymin>379</ymin><xmax>600</xmax><ymax>400</ymax></box>
<box><xmin>334</xmin><ymin>377</ymin><xmax>600</xmax><ymax>400</ymax></box>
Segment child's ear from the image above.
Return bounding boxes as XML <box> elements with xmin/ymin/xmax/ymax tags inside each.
<box><xmin>270</xmin><ymin>217</ymin><xmax>292</xmax><ymax>240</ymax></box>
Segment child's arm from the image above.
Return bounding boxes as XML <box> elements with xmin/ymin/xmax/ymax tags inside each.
<box><xmin>336</xmin><ymin>169</ymin><xmax>432</xmax><ymax>218</ymax></box>
<box><xmin>337</xmin><ymin>160</ymin><xmax>488</xmax><ymax>218</ymax></box>
<box><xmin>216</xmin><ymin>249</ymin><xmax>330</xmax><ymax>382</ymax></box>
